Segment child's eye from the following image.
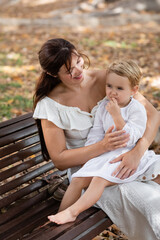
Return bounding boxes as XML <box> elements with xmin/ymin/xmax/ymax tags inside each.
<box><xmin>107</xmin><ymin>84</ymin><xmax>112</xmax><ymax>88</ymax></box>
<box><xmin>118</xmin><ymin>87</ymin><xmax>123</xmax><ymax>90</ymax></box>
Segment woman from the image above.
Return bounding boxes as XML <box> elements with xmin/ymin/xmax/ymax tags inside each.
<box><xmin>33</xmin><ymin>38</ymin><xmax>160</xmax><ymax>240</ymax></box>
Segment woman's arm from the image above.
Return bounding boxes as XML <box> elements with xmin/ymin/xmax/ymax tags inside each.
<box><xmin>134</xmin><ymin>92</ymin><xmax>160</xmax><ymax>147</ymax></box>
<box><xmin>110</xmin><ymin>92</ymin><xmax>160</xmax><ymax>179</ymax></box>
<box><xmin>41</xmin><ymin>119</ymin><xmax>129</xmax><ymax>171</ymax></box>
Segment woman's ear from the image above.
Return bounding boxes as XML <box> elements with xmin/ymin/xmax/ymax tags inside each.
<box><xmin>132</xmin><ymin>85</ymin><xmax>139</xmax><ymax>96</ymax></box>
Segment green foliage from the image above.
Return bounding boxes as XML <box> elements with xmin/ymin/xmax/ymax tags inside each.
<box><xmin>103</xmin><ymin>40</ymin><xmax>137</xmax><ymax>49</ymax></box>
<box><xmin>0</xmin><ymin>52</ymin><xmax>24</xmax><ymax>66</ymax></box>
<box><xmin>0</xmin><ymin>95</ymin><xmax>33</xmax><ymax>121</ymax></box>
<box><xmin>0</xmin><ymin>82</ymin><xmax>21</xmax><ymax>91</ymax></box>
<box><xmin>153</xmin><ymin>90</ymin><xmax>160</xmax><ymax>99</ymax></box>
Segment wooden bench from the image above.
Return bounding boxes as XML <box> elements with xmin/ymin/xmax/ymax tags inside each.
<box><xmin>0</xmin><ymin>112</ymin><xmax>112</xmax><ymax>240</ymax></box>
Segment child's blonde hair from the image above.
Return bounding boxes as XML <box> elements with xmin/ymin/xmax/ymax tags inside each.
<box><xmin>107</xmin><ymin>60</ymin><xmax>142</xmax><ymax>87</ymax></box>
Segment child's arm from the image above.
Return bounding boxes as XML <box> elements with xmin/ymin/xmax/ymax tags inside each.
<box><xmin>86</xmin><ymin>99</ymin><xmax>129</xmax><ymax>149</ymax></box>
<box><xmin>106</xmin><ymin>98</ymin><xmax>125</xmax><ymax>130</ymax></box>
<box><xmin>123</xmin><ymin>103</ymin><xmax>147</xmax><ymax>146</ymax></box>
<box><xmin>107</xmin><ymin>98</ymin><xmax>147</xmax><ymax>146</ymax></box>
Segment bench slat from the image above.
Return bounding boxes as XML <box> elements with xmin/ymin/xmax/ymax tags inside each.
<box><xmin>22</xmin><ymin>208</ymin><xmax>111</xmax><ymax>240</ymax></box>
<box><xmin>75</xmin><ymin>216</ymin><xmax>112</xmax><ymax>240</ymax></box>
<box><xmin>0</xmin><ymin>116</ymin><xmax>35</xmax><ymax>138</ymax></box>
<box><xmin>56</xmin><ymin>211</ymin><xmax>111</xmax><ymax>240</ymax></box>
<box><xmin>21</xmin><ymin>207</ymin><xmax>99</xmax><ymax>240</ymax></box>
<box><xmin>0</xmin><ymin>113</ymin><xmax>32</xmax><ymax>129</ymax></box>
<box><xmin>0</xmin><ymin>125</ymin><xmax>38</xmax><ymax>147</ymax></box>
<box><xmin>0</xmin><ymin>179</ymin><xmax>45</xmax><ymax>209</ymax></box>
<box><xmin>0</xmin><ymin>161</ymin><xmax>53</xmax><ymax>194</ymax></box>
<box><xmin>0</xmin><ymin>134</ymin><xmax>40</xmax><ymax>159</ymax></box>
<box><xmin>0</xmin><ymin>198</ymin><xmax>59</xmax><ymax>240</ymax></box>
<box><xmin>0</xmin><ymin>170</ymin><xmax>66</xmax><ymax>209</ymax></box>
<box><xmin>0</xmin><ymin>142</ymin><xmax>41</xmax><ymax>170</ymax></box>
<box><xmin>0</xmin><ymin>151</ymin><xmax>43</xmax><ymax>181</ymax></box>
<box><xmin>41</xmin><ymin>208</ymin><xmax>100</xmax><ymax>240</ymax></box>
<box><xmin>0</xmin><ymin>189</ymin><xmax>50</xmax><ymax>225</ymax></box>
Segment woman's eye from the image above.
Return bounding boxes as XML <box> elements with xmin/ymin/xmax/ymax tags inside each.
<box><xmin>66</xmin><ymin>69</ymin><xmax>73</xmax><ymax>75</ymax></box>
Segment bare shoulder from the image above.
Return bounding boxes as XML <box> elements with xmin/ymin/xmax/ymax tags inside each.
<box><xmin>87</xmin><ymin>68</ymin><xmax>106</xmax><ymax>78</ymax></box>
<box><xmin>134</xmin><ymin>92</ymin><xmax>147</xmax><ymax>106</ymax></box>
<box><xmin>86</xmin><ymin>68</ymin><xmax>106</xmax><ymax>84</ymax></box>
<box><xmin>47</xmin><ymin>84</ymin><xmax>67</xmax><ymax>103</ymax></box>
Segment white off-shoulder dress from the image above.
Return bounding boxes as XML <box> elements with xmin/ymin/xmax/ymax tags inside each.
<box><xmin>72</xmin><ymin>98</ymin><xmax>160</xmax><ymax>183</ymax></box>
<box><xmin>33</xmin><ymin>96</ymin><xmax>160</xmax><ymax>240</ymax></box>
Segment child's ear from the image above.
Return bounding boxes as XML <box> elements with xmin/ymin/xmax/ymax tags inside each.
<box><xmin>132</xmin><ymin>85</ymin><xmax>139</xmax><ymax>95</ymax></box>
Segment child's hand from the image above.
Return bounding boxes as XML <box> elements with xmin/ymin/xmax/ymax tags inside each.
<box><xmin>106</xmin><ymin>98</ymin><xmax>121</xmax><ymax>117</ymax></box>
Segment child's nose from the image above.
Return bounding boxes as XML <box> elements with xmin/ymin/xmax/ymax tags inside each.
<box><xmin>111</xmin><ymin>89</ymin><xmax>117</xmax><ymax>95</ymax></box>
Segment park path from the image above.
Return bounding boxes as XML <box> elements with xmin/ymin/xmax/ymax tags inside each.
<box><xmin>0</xmin><ymin>0</ymin><xmax>160</xmax><ymax>28</ymax></box>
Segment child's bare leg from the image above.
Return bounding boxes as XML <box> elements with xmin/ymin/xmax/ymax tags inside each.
<box><xmin>48</xmin><ymin>177</ymin><xmax>92</xmax><ymax>223</ymax></box>
<box><xmin>58</xmin><ymin>177</ymin><xmax>92</xmax><ymax>212</ymax></box>
<box><xmin>69</xmin><ymin>177</ymin><xmax>115</xmax><ymax>215</ymax></box>
<box><xmin>49</xmin><ymin>177</ymin><xmax>115</xmax><ymax>224</ymax></box>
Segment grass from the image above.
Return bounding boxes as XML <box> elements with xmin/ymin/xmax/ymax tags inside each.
<box><xmin>103</xmin><ymin>40</ymin><xmax>137</xmax><ymax>49</ymax></box>
<box><xmin>0</xmin><ymin>82</ymin><xmax>21</xmax><ymax>91</ymax></box>
<box><xmin>0</xmin><ymin>52</ymin><xmax>24</xmax><ymax>66</ymax></box>
<box><xmin>0</xmin><ymin>93</ymin><xmax>33</xmax><ymax>121</ymax></box>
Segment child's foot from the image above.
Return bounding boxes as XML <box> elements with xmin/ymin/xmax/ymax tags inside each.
<box><xmin>48</xmin><ymin>208</ymin><xmax>77</xmax><ymax>225</ymax></box>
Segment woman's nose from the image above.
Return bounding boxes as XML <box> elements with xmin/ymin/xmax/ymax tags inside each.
<box><xmin>74</xmin><ymin>65</ymin><xmax>82</xmax><ymax>74</ymax></box>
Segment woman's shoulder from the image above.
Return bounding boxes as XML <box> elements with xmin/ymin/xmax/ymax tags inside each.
<box><xmin>47</xmin><ymin>84</ymin><xmax>71</xmax><ymax>106</ymax></box>
<box><xmin>85</xmin><ymin>69</ymin><xmax>106</xmax><ymax>93</ymax></box>
<box><xmin>33</xmin><ymin>96</ymin><xmax>93</xmax><ymax>130</ymax></box>
<box><xmin>86</xmin><ymin>68</ymin><xmax>106</xmax><ymax>80</ymax></box>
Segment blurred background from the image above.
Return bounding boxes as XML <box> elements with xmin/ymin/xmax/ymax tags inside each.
<box><xmin>0</xmin><ymin>0</ymin><xmax>160</xmax><ymax>239</ymax></box>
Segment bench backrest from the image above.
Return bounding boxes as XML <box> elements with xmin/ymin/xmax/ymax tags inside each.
<box><xmin>0</xmin><ymin>113</ymin><xmax>63</xmax><ymax>226</ymax></box>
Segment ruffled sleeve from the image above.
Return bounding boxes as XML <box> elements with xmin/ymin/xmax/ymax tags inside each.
<box><xmin>33</xmin><ymin>97</ymin><xmax>93</xmax><ymax>130</ymax></box>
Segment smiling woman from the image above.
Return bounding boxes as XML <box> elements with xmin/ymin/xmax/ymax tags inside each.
<box><xmin>57</xmin><ymin>53</ymin><xmax>84</xmax><ymax>84</ymax></box>
<box><xmin>33</xmin><ymin>38</ymin><xmax>160</xmax><ymax>240</ymax></box>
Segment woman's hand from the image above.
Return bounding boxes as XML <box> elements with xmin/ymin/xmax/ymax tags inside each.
<box><xmin>110</xmin><ymin>148</ymin><xmax>141</xmax><ymax>179</ymax></box>
<box><xmin>102</xmin><ymin>126</ymin><xmax>130</xmax><ymax>152</ymax></box>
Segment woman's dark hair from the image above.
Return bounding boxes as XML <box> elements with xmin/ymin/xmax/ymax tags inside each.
<box><xmin>33</xmin><ymin>38</ymin><xmax>89</xmax><ymax>161</ymax></box>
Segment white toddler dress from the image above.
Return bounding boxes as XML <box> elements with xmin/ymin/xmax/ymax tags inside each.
<box><xmin>33</xmin><ymin>96</ymin><xmax>160</xmax><ymax>240</ymax></box>
<box><xmin>72</xmin><ymin>98</ymin><xmax>160</xmax><ymax>183</ymax></box>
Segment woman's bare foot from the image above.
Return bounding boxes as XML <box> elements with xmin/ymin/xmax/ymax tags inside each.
<box><xmin>48</xmin><ymin>207</ymin><xmax>77</xmax><ymax>225</ymax></box>
<box><xmin>153</xmin><ymin>174</ymin><xmax>160</xmax><ymax>184</ymax></box>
